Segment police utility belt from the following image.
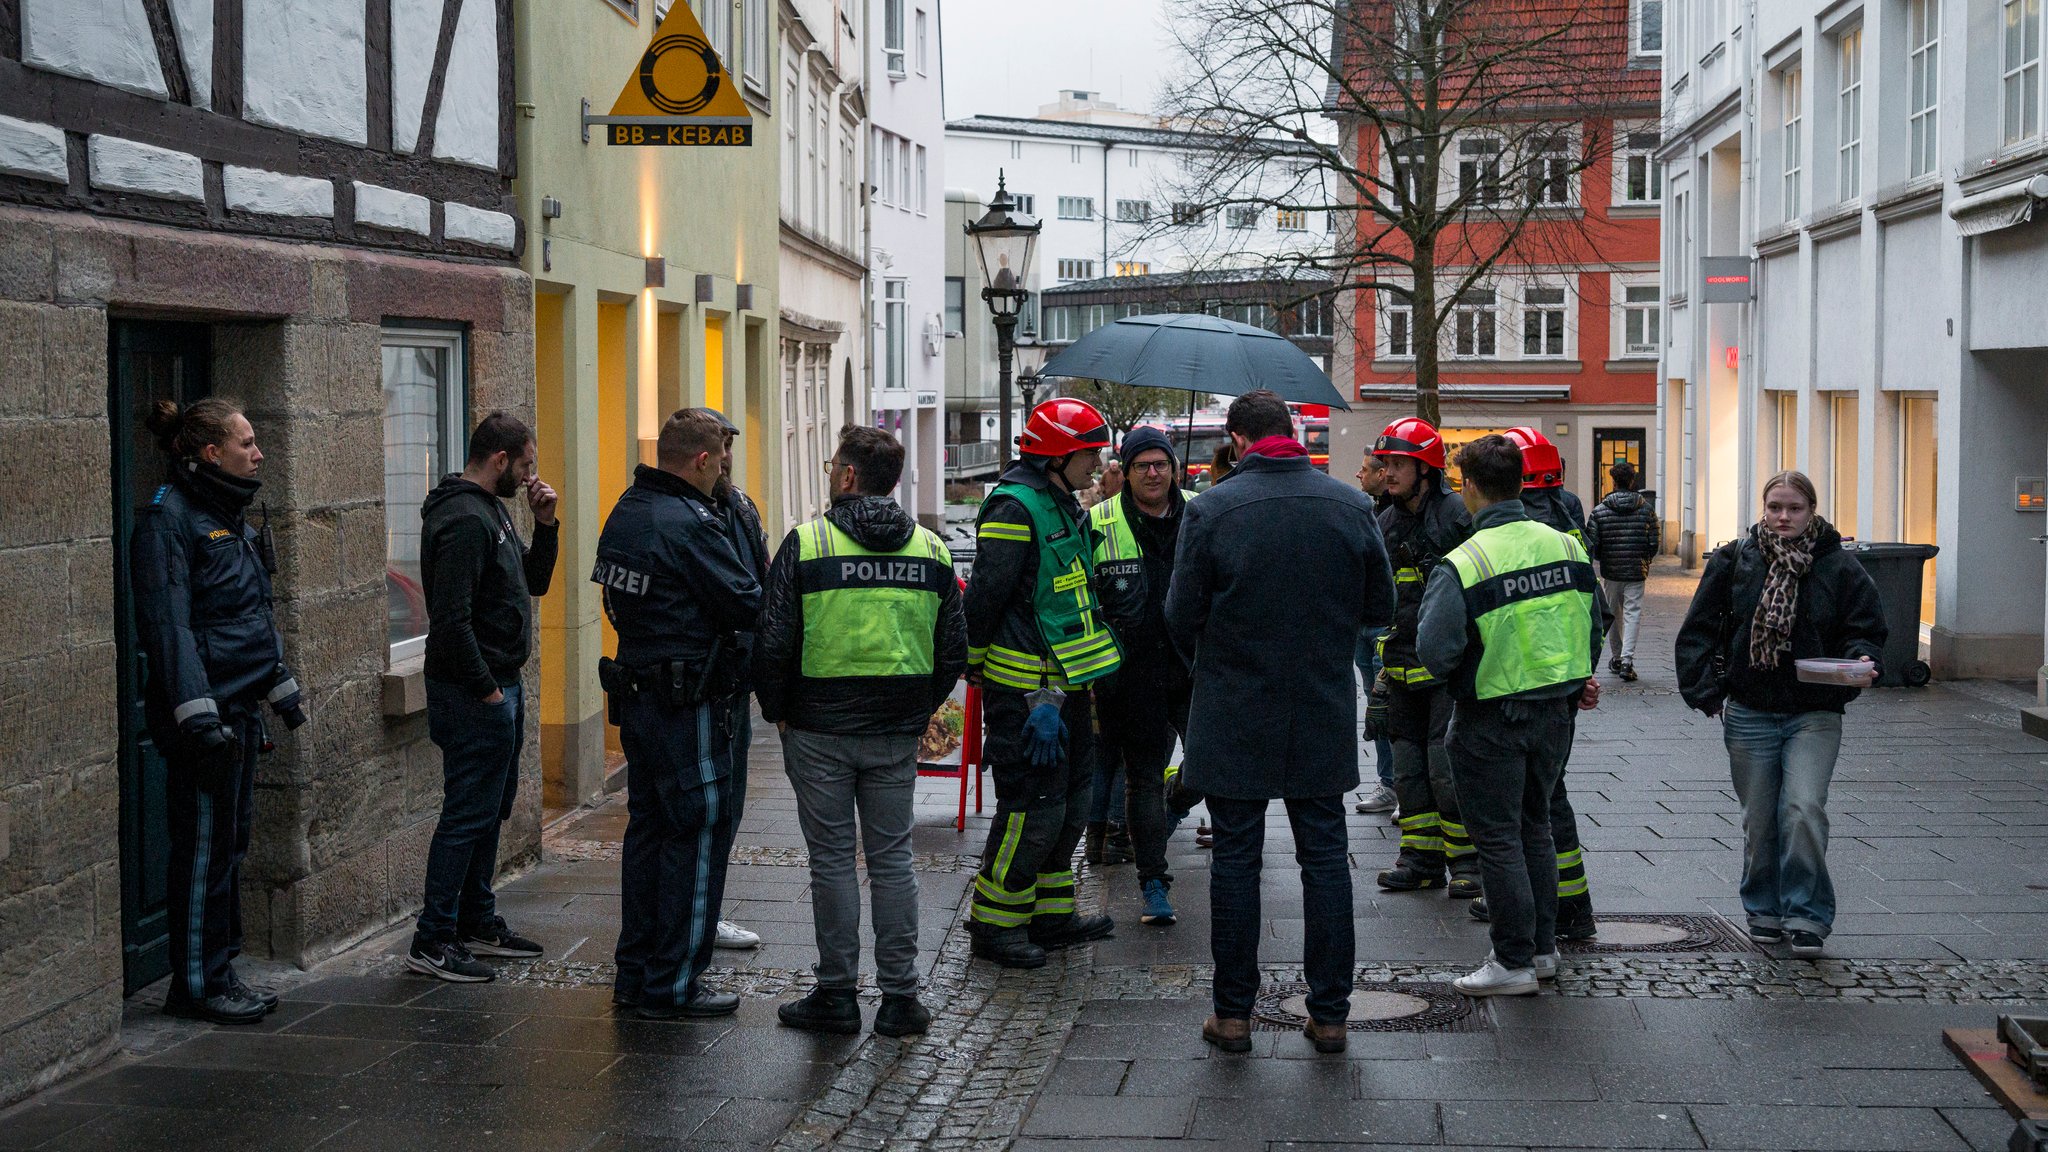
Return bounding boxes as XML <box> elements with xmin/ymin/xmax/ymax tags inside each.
<box><xmin>597</xmin><ymin>636</ymin><xmax>740</xmax><ymax>723</ymax></box>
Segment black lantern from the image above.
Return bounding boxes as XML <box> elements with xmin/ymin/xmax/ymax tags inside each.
<box><xmin>965</xmin><ymin>172</ymin><xmax>1042</xmax><ymax>471</ymax></box>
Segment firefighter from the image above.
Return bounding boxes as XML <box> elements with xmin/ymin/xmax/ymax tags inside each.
<box><xmin>1503</xmin><ymin>426</ymin><xmax>1587</xmax><ymax>542</ymax></box>
<box><xmin>1368</xmin><ymin>417</ymin><xmax>1481</xmax><ymax>898</ymax></box>
<box><xmin>963</xmin><ymin>398</ymin><xmax>1123</xmax><ymax>968</ymax></box>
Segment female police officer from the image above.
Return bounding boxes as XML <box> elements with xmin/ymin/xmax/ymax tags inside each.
<box><xmin>134</xmin><ymin>398</ymin><xmax>307</xmax><ymax>1024</ymax></box>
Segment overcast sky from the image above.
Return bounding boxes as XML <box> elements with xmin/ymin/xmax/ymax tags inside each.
<box><xmin>940</xmin><ymin>0</ymin><xmax>1176</xmax><ymax>121</ymax></box>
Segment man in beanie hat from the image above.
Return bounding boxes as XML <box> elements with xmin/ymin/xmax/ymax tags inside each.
<box><xmin>1089</xmin><ymin>425</ymin><xmax>1196</xmax><ymax>926</ymax></box>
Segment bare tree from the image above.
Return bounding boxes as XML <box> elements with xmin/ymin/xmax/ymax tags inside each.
<box><xmin>1061</xmin><ymin>378</ymin><xmax>1160</xmax><ymax>441</ymax></box>
<box><xmin>1156</xmin><ymin>0</ymin><xmax>1657</xmax><ymax>427</ymax></box>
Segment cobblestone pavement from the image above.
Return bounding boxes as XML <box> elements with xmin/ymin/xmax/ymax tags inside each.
<box><xmin>8</xmin><ymin>565</ymin><xmax>2048</xmax><ymax>1151</ymax></box>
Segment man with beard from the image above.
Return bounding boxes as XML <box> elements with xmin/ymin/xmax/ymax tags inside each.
<box><xmin>411</xmin><ymin>413</ymin><xmax>560</xmax><ymax>982</ymax></box>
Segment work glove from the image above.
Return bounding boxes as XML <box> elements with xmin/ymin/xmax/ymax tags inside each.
<box><xmin>1364</xmin><ymin>671</ymin><xmax>1391</xmax><ymax>740</ymax></box>
<box><xmin>1021</xmin><ymin>702</ymin><xmax>1068</xmax><ymax>769</ymax></box>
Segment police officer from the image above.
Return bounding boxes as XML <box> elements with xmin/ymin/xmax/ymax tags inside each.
<box><xmin>594</xmin><ymin>408</ymin><xmax>764</xmax><ymax>1018</ymax></box>
<box><xmin>964</xmin><ymin>397</ymin><xmax>1122</xmax><ymax>968</ymax></box>
<box><xmin>133</xmin><ymin>398</ymin><xmax>307</xmax><ymax>1024</ymax></box>
<box><xmin>1089</xmin><ymin>426</ymin><xmax>1193</xmax><ymax>928</ymax></box>
<box><xmin>1368</xmin><ymin>417</ymin><xmax>1482</xmax><ymax>898</ymax></box>
<box><xmin>1416</xmin><ymin>435</ymin><xmax>1602</xmax><ymax>996</ymax></box>
<box><xmin>704</xmin><ymin>409</ymin><xmax>770</xmax><ymax>953</ymax></box>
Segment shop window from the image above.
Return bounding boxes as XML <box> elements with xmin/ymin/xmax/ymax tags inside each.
<box><xmin>382</xmin><ymin>327</ymin><xmax>467</xmax><ymax>661</ymax></box>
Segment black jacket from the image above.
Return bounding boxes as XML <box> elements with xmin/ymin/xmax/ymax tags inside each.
<box><xmin>1522</xmin><ymin>487</ymin><xmax>1587</xmax><ymax>538</ymax></box>
<box><xmin>718</xmin><ymin>483</ymin><xmax>771</xmax><ymax>688</ymax></box>
<box><xmin>420</xmin><ymin>476</ymin><xmax>558</xmax><ymax>697</ymax></box>
<box><xmin>753</xmin><ymin>495</ymin><xmax>968</xmax><ymax>734</ymax></box>
<box><xmin>1093</xmin><ymin>486</ymin><xmax>1192</xmax><ymax>717</ymax></box>
<box><xmin>593</xmin><ymin>465</ymin><xmax>763</xmax><ymax>671</ymax></box>
<box><xmin>1675</xmin><ymin>527</ymin><xmax>1888</xmax><ymax>715</ymax></box>
<box><xmin>964</xmin><ymin>459</ymin><xmax>1102</xmax><ymax>690</ymax></box>
<box><xmin>131</xmin><ymin>464</ymin><xmax>293</xmax><ymax>732</ymax></box>
<box><xmin>1165</xmin><ymin>452</ymin><xmax>1395</xmax><ymax>800</ymax></box>
<box><xmin>1587</xmin><ymin>489</ymin><xmax>1661</xmax><ymax>582</ymax></box>
<box><xmin>1375</xmin><ymin>479</ymin><xmax>1472</xmax><ymax>680</ymax></box>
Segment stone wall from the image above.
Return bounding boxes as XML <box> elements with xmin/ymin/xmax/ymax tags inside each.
<box><xmin>0</xmin><ymin>203</ymin><xmax>537</xmax><ymax>1105</ymax></box>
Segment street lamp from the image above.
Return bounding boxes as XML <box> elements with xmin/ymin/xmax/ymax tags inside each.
<box><xmin>1014</xmin><ymin>339</ymin><xmax>1050</xmax><ymax>413</ymax></box>
<box><xmin>966</xmin><ymin>171</ymin><xmax>1041</xmax><ymax>472</ymax></box>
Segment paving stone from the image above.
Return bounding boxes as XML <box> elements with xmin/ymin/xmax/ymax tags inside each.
<box><xmin>1441</xmin><ymin>1100</ymin><xmax>1705</xmax><ymax>1148</ymax></box>
<box><xmin>1187</xmin><ymin>1096</ymin><xmax>1441</xmax><ymax>1144</ymax></box>
<box><xmin>1687</xmin><ymin>1103</ymin><xmax>1972</xmax><ymax>1150</ymax></box>
<box><xmin>1020</xmin><ymin>1094</ymin><xmax>1194</xmax><ymax>1138</ymax></box>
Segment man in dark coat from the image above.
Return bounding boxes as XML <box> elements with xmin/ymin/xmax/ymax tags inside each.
<box><xmin>1164</xmin><ymin>390</ymin><xmax>1395</xmax><ymax>1056</ymax></box>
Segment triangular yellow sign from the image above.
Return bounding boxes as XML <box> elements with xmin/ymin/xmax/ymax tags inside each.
<box><xmin>598</xmin><ymin>2</ymin><xmax>753</xmax><ymax>145</ymax></box>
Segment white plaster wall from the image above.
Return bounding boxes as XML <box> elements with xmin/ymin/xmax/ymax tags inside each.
<box><xmin>354</xmin><ymin>182</ymin><xmax>430</xmax><ymax>234</ymax></box>
<box><xmin>1879</xmin><ymin>213</ymin><xmax>1948</xmax><ymax>389</ymax></box>
<box><xmin>1811</xmin><ymin>235</ymin><xmax>1866</xmax><ymax>391</ymax></box>
<box><xmin>22</xmin><ymin>0</ymin><xmax>166</xmax><ymax>99</ymax></box>
<box><xmin>0</xmin><ymin>115</ymin><xmax>70</xmax><ymax>183</ymax></box>
<box><xmin>170</xmin><ymin>0</ymin><xmax>214</xmax><ymax>108</ymax></box>
<box><xmin>444</xmin><ymin>201</ymin><xmax>515</xmax><ymax>249</ymax></box>
<box><xmin>1968</xmin><ymin>225</ymin><xmax>2048</xmax><ymax>353</ymax></box>
<box><xmin>391</xmin><ymin>0</ymin><xmax>443</xmax><ymax>155</ymax></box>
<box><xmin>1758</xmin><ymin>251</ymin><xmax>1806</xmax><ymax>391</ymax></box>
<box><xmin>224</xmin><ymin>166</ymin><xmax>334</xmax><ymax>217</ymax></box>
<box><xmin>431</xmin><ymin>0</ymin><xmax>500</xmax><ymax>170</ymax></box>
<box><xmin>243</xmin><ymin>0</ymin><xmax>368</xmax><ymax>146</ymax></box>
<box><xmin>88</xmin><ymin>135</ymin><xmax>204</xmax><ymax>202</ymax></box>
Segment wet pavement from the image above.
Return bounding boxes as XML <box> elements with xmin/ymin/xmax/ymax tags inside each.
<box><xmin>6</xmin><ymin>566</ymin><xmax>2048</xmax><ymax>1150</ymax></box>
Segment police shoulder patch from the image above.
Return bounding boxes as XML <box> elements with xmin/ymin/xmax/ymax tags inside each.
<box><xmin>151</xmin><ymin>485</ymin><xmax>169</xmax><ymax>506</ymax></box>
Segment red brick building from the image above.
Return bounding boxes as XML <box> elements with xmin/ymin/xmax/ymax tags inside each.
<box><xmin>1328</xmin><ymin>0</ymin><xmax>1664</xmax><ymax>504</ymax></box>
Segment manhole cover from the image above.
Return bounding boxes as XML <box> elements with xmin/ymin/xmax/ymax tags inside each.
<box><xmin>1563</xmin><ymin>914</ymin><xmax>1760</xmax><ymax>955</ymax></box>
<box><xmin>1252</xmin><ymin>981</ymin><xmax>1485</xmax><ymax>1033</ymax></box>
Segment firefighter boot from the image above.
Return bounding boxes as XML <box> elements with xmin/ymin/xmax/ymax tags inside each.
<box><xmin>1556</xmin><ymin>892</ymin><xmax>1598</xmax><ymax>941</ymax></box>
<box><xmin>1030</xmin><ymin>912</ymin><xmax>1116</xmax><ymax>951</ymax></box>
<box><xmin>968</xmin><ymin>922</ymin><xmax>1047</xmax><ymax>969</ymax></box>
<box><xmin>1447</xmin><ymin>856</ymin><xmax>1484</xmax><ymax>900</ymax></box>
<box><xmin>1376</xmin><ymin>850</ymin><xmax>1446</xmax><ymax>892</ymax></box>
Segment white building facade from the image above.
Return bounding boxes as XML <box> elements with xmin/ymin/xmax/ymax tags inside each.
<box><xmin>1659</xmin><ymin>0</ymin><xmax>2048</xmax><ymax>690</ymax></box>
<box><xmin>868</xmin><ymin>0</ymin><xmax>947</xmax><ymax>528</ymax></box>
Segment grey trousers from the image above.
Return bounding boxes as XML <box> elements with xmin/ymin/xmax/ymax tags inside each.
<box><xmin>781</xmin><ymin>728</ymin><xmax>923</xmax><ymax>996</ymax></box>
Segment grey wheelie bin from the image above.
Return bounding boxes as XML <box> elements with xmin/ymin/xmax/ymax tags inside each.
<box><xmin>1839</xmin><ymin>541</ymin><xmax>1938</xmax><ymax>687</ymax></box>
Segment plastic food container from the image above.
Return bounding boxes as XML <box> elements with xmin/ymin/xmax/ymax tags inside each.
<box><xmin>1794</xmin><ymin>658</ymin><xmax>1872</xmax><ymax>686</ymax></box>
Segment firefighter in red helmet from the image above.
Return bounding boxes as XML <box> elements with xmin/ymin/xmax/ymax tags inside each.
<box><xmin>1368</xmin><ymin>417</ymin><xmax>1483</xmax><ymax>898</ymax></box>
<box><xmin>1502</xmin><ymin>426</ymin><xmax>1588</xmax><ymax>543</ymax></box>
<box><xmin>961</xmin><ymin>397</ymin><xmax>1128</xmax><ymax>968</ymax></box>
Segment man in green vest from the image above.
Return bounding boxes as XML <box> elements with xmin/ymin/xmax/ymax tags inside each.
<box><xmin>963</xmin><ymin>397</ymin><xmax>1123</xmax><ymax>968</ymax></box>
<box><xmin>1418</xmin><ymin>434</ymin><xmax>1604</xmax><ymax>998</ymax></box>
<box><xmin>753</xmin><ymin>425</ymin><xmax>967</xmax><ymax>1035</ymax></box>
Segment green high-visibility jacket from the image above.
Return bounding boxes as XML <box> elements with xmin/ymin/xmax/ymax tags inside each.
<box><xmin>970</xmin><ymin>480</ymin><xmax>1122</xmax><ymax>690</ymax></box>
<box><xmin>794</xmin><ymin>517</ymin><xmax>952</xmax><ymax>680</ymax></box>
<box><xmin>1441</xmin><ymin>518</ymin><xmax>1598</xmax><ymax>700</ymax></box>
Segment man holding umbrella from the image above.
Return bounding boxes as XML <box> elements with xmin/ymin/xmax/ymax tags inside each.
<box><xmin>962</xmin><ymin>398</ymin><xmax>1123</xmax><ymax>969</ymax></box>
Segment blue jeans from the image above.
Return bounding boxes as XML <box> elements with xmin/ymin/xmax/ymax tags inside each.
<box><xmin>418</xmin><ymin>679</ymin><xmax>525</xmax><ymax>942</ymax></box>
<box><xmin>1723</xmin><ymin>700</ymin><xmax>1843</xmax><ymax>937</ymax></box>
<box><xmin>1354</xmin><ymin>628</ymin><xmax>1394</xmax><ymax>786</ymax></box>
<box><xmin>1207</xmin><ymin>794</ymin><xmax>1354</xmax><ymax>1023</ymax></box>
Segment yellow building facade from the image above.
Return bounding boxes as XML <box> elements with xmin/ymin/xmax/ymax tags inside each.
<box><xmin>513</xmin><ymin>0</ymin><xmax>785</xmax><ymax>807</ymax></box>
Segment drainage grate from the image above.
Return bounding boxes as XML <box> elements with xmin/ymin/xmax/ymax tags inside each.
<box><xmin>1251</xmin><ymin>980</ymin><xmax>1488</xmax><ymax>1033</ymax></box>
<box><xmin>1562</xmin><ymin>914</ymin><xmax>1761</xmax><ymax>955</ymax></box>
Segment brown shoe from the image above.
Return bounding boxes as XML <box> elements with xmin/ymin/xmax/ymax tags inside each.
<box><xmin>1202</xmin><ymin>1015</ymin><xmax>1252</xmax><ymax>1054</ymax></box>
<box><xmin>1303</xmin><ymin>1018</ymin><xmax>1348</xmax><ymax>1054</ymax></box>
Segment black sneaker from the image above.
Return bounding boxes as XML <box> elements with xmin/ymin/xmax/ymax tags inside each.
<box><xmin>875</xmin><ymin>994</ymin><xmax>932</xmax><ymax>1038</ymax></box>
<box><xmin>227</xmin><ymin>968</ymin><xmax>279</xmax><ymax>1013</ymax></box>
<box><xmin>1787</xmin><ymin>930</ymin><xmax>1824</xmax><ymax>957</ymax></box>
<box><xmin>1748</xmin><ymin>924</ymin><xmax>1785</xmax><ymax>945</ymax></box>
<box><xmin>164</xmin><ymin>987</ymin><xmax>268</xmax><ymax>1025</ymax></box>
<box><xmin>1618</xmin><ymin>661</ymin><xmax>1638</xmax><ymax>682</ymax></box>
<box><xmin>407</xmin><ymin>937</ymin><xmax>495</xmax><ymax>983</ymax></box>
<box><xmin>777</xmin><ymin>987</ymin><xmax>862</xmax><ymax>1034</ymax></box>
<box><xmin>463</xmin><ymin>918</ymin><xmax>543</xmax><ymax>958</ymax></box>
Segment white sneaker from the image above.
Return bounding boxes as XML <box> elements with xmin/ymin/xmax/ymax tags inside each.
<box><xmin>1354</xmin><ymin>783</ymin><xmax>1397</xmax><ymax>813</ymax></box>
<box><xmin>1452</xmin><ymin>955</ymin><xmax>1539</xmax><ymax>997</ymax></box>
<box><xmin>1533</xmin><ymin>951</ymin><xmax>1561</xmax><ymax>981</ymax></box>
<box><xmin>714</xmin><ymin>920</ymin><xmax>760</xmax><ymax>950</ymax></box>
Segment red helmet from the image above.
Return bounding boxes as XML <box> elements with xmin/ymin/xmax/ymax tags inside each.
<box><xmin>1373</xmin><ymin>417</ymin><xmax>1446</xmax><ymax>470</ymax></box>
<box><xmin>1504</xmin><ymin>426</ymin><xmax>1564</xmax><ymax>488</ymax></box>
<box><xmin>1019</xmin><ymin>397</ymin><xmax>1112</xmax><ymax>458</ymax></box>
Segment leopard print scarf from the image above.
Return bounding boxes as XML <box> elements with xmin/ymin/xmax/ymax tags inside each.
<box><xmin>1747</xmin><ymin>517</ymin><xmax>1823</xmax><ymax>671</ymax></box>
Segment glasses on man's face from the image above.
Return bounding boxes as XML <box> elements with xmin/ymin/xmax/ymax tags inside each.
<box><xmin>1129</xmin><ymin>461</ymin><xmax>1174</xmax><ymax>476</ymax></box>
<box><xmin>823</xmin><ymin>459</ymin><xmax>841</xmax><ymax>474</ymax></box>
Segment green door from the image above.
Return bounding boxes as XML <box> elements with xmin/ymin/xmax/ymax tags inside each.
<box><xmin>110</xmin><ymin>320</ymin><xmax>212</xmax><ymax>995</ymax></box>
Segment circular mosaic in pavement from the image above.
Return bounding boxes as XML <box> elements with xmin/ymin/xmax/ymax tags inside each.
<box><xmin>1252</xmin><ymin>981</ymin><xmax>1479</xmax><ymax>1032</ymax></box>
<box><xmin>1589</xmin><ymin>921</ymin><xmax>1693</xmax><ymax>947</ymax></box>
<box><xmin>1275</xmin><ymin>989</ymin><xmax>1432</xmax><ymax>1022</ymax></box>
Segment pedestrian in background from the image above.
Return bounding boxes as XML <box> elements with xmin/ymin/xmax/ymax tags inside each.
<box><xmin>754</xmin><ymin>425</ymin><xmax>964</xmax><ymax>1037</ymax></box>
<box><xmin>594</xmin><ymin>409</ymin><xmax>762</xmax><ymax>1018</ymax></box>
<box><xmin>134</xmin><ymin>398</ymin><xmax>307</xmax><ymax>1023</ymax></box>
<box><xmin>1080</xmin><ymin>459</ymin><xmax>1124</xmax><ymax>511</ymax></box>
<box><xmin>1166</xmin><ymin>389</ymin><xmax>1394</xmax><ymax>1055</ymax></box>
<box><xmin>1587</xmin><ymin>461</ymin><xmax>1660</xmax><ymax>682</ymax></box>
<box><xmin>1417</xmin><ymin>435</ymin><xmax>1602</xmax><ymax>997</ymax></box>
<box><xmin>1675</xmin><ymin>471</ymin><xmax>1884</xmax><ymax>958</ymax></box>
<box><xmin>705</xmin><ymin>410</ymin><xmax>770</xmax><ymax>953</ymax></box>
<box><xmin>411</xmin><ymin>413</ymin><xmax>559</xmax><ymax>983</ymax></box>
<box><xmin>1353</xmin><ymin>447</ymin><xmax>1397</xmax><ymax>815</ymax></box>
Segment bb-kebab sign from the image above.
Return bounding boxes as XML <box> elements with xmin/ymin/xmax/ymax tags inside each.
<box><xmin>586</xmin><ymin>1</ymin><xmax>752</xmax><ymax>146</ymax></box>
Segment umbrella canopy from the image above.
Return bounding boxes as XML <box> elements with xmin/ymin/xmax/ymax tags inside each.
<box><xmin>1037</xmin><ymin>312</ymin><xmax>1349</xmax><ymax>409</ymax></box>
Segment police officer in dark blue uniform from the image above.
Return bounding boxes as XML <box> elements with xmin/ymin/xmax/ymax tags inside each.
<box><xmin>703</xmin><ymin>409</ymin><xmax>770</xmax><ymax>952</ymax></box>
<box><xmin>594</xmin><ymin>408</ymin><xmax>765</xmax><ymax>1019</ymax></box>
<box><xmin>132</xmin><ymin>398</ymin><xmax>307</xmax><ymax>1025</ymax></box>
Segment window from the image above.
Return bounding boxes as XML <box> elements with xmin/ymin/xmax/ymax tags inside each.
<box><xmin>879</xmin><ymin>131</ymin><xmax>898</xmax><ymax>204</ymax></box>
<box><xmin>1113</xmin><ymin>261</ymin><xmax>1151</xmax><ymax>276</ymax></box>
<box><xmin>806</xmin><ymin>79</ymin><xmax>822</xmax><ymax>229</ymax></box>
<box><xmin>1634</xmin><ymin>0</ymin><xmax>1663</xmax><ymax>55</ymax></box>
<box><xmin>1526</xmin><ymin>133</ymin><xmax>1572</xmax><ymax>206</ymax></box>
<box><xmin>1453</xmin><ymin>288</ymin><xmax>1497</xmax><ymax>357</ymax></box>
<box><xmin>1830</xmin><ymin>394</ymin><xmax>1860</xmax><ymax>537</ymax></box>
<box><xmin>1621</xmin><ymin>284</ymin><xmax>1661</xmax><ymax>356</ymax></box>
<box><xmin>2005</xmin><ymin>0</ymin><xmax>2041</xmax><ymax>146</ymax></box>
<box><xmin>1116</xmin><ymin>199</ymin><xmax>1151</xmax><ymax>223</ymax></box>
<box><xmin>1225</xmin><ymin>205</ymin><xmax>1259</xmax><ymax>229</ymax></box>
<box><xmin>1457</xmin><ymin>137</ymin><xmax>1503</xmax><ymax>204</ymax></box>
<box><xmin>915</xmin><ymin>9</ymin><xmax>928</xmax><ymax>74</ymax></box>
<box><xmin>602</xmin><ymin>0</ymin><xmax>638</xmax><ymax>20</ymax></box>
<box><xmin>1058</xmin><ymin>196</ymin><xmax>1094</xmax><ymax>219</ymax></box>
<box><xmin>1070</xmin><ymin>144</ymin><xmax>1083</xmax><ymax>164</ymax></box>
<box><xmin>1276</xmin><ymin>208</ymin><xmax>1308</xmax><ymax>230</ymax></box>
<box><xmin>1618</xmin><ymin>129</ymin><xmax>1662</xmax><ymax>204</ymax></box>
<box><xmin>1774</xmin><ymin>392</ymin><xmax>1799</xmax><ymax>473</ymax></box>
<box><xmin>915</xmin><ymin>144</ymin><xmax>927</xmax><ymax>214</ymax></box>
<box><xmin>1045</xmin><ymin>305</ymin><xmax>1072</xmax><ymax>342</ymax></box>
<box><xmin>1009</xmin><ymin>139</ymin><xmax>1021</xmax><ymax>160</ymax></box>
<box><xmin>743</xmin><ymin>0</ymin><xmax>769</xmax><ymax>90</ymax></box>
<box><xmin>691</xmin><ymin>0</ymin><xmax>732</xmax><ymax>74</ymax></box>
<box><xmin>1389</xmin><ymin>137</ymin><xmax>1429</xmax><ymax>205</ymax></box>
<box><xmin>1171</xmin><ymin>202</ymin><xmax>1205</xmax><ymax>225</ymax></box>
<box><xmin>1522</xmin><ymin>286</ymin><xmax>1566</xmax><ymax>357</ymax></box>
<box><xmin>884</xmin><ymin>0</ymin><xmax>906</xmax><ymax>75</ymax></box>
<box><xmin>898</xmin><ymin>138</ymin><xmax>911</xmax><ymax>215</ymax></box>
<box><xmin>1010</xmin><ymin>193</ymin><xmax>1035</xmax><ymax>216</ymax></box>
<box><xmin>1057</xmin><ymin>258</ymin><xmax>1095</xmax><ymax>281</ymax></box>
<box><xmin>1295</xmin><ymin>297</ymin><xmax>1330</xmax><ymax>337</ymax></box>
<box><xmin>1907</xmin><ymin>0</ymin><xmax>1939</xmax><ymax>178</ymax></box>
<box><xmin>784</xmin><ymin>78</ymin><xmax>800</xmax><ymax>215</ymax></box>
<box><xmin>1383</xmin><ymin>294</ymin><xmax>1413</xmax><ymax>359</ymax></box>
<box><xmin>944</xmin><ymin>277</ymin><xmax>965</xmax><ymax>335</ymax></box>
<box><xmin>1673</xmin><ymin>189</ymin><xmax>1691</xmax><ymax>290</ymax></box>
<box><xmin>840</xmin><ymin>133</ymin><xmax>856</xmax><ymax>247</ymax></box>
<box><xmin>1836</xmin><ymin>28</ymin><xmax>1863</xmax><ymax>202</ymax></box>
<box><xmin>382</xmin><ymin>327</ymin><xmax>465</xmax><ymax>660</ymax></box>
<box><xmin>1780</xmin><ymin>68</ymin><xmax>1803</xmax><ymax>219</ymax></box>
<box><xmin>884</xmin><ymin>280</ymin><xmax>907</xmax><ymax>390</ymax></box>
